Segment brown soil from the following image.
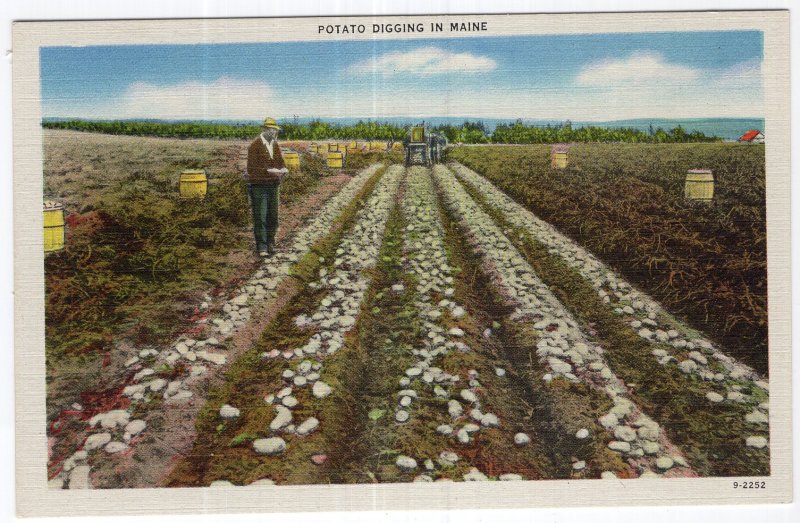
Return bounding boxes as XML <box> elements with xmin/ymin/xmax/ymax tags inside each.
<box><xmin>50</xmin><ymin>173</ymin><xmax>350</xmax><ymax>487</ymax></box>
<box><xmin>43</xmin><ymin>129</ymin><xmax>251</xmax><ymax>210</ymax></box>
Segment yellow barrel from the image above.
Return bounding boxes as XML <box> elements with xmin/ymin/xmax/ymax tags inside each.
<box><xmin>346</xmin><ymin>141</ymin><xmax>359</xmax><ymax>154</ymax></box>
<box><xmin>328</xmin><ymin>143</ymin><xmax>342</xmax><ymax>152</ymax></box>
<box><xmin>369</xmin><ymin>141</ymin><xmax>387</xmax><ymax>151</ymax></box>
<box><xmin>551</xmin><ymin>151</ymin><xmax>568</xmax><ymax>169</ymax></box>
<box><xmin>327</xmin><ymin>152</ymin><xmax>344</xmax><ymax>169</ymax></box>
<box><xmin>43</xmin><ymin>201</ymin><xmax>65</xmax><ymax>253</ymax></box>
<box><xmin>179</xmin><ymin>169</ymin><xmax>208</xmax><ymax>199</ymax></box>
<box><xmin>685</xmin><ymin>169</ymin><xmax>714</xmax><ymax>202</ymax></box>
<box><xmin>283</xmin><ymin>151</ymin><xmax>301</xmax><ymax>170</ymax></box>
<box><xmin>392</xmin><ymin>142</ymin><xmax>404</xmax><ymax>151</ymax></box>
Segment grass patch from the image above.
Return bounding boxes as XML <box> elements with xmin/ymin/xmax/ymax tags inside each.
<box><xmin>448</xmin><ymin>144</ymin><xmax>767</xmax><ymax>373</ymax></box>
<box><xmin>45</xmin><ymin>141</ymin><xmax>329</xmax><ymax>419</ymax></box>
<box><xmin>47</xmin><ymin>155</ymin><xmax>325</xmax><ymax>361</ymax></box>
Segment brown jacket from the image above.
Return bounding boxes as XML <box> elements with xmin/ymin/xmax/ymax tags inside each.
<box><xmin>246</xmin><ymin>137</ymin><xmax>286</xmax><ymax>185</ymax></box>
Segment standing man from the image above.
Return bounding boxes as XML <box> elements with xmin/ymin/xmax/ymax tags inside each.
<box><xmin>246</xmin><ymin>117</ymin><xmax>288</xmax><ymax>257</ymax></box>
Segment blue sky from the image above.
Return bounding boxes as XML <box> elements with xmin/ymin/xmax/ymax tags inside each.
<box><xmin>40</xmin><ymin>31</ymin><xmax>763</xmax><ymax>121</ymax></box>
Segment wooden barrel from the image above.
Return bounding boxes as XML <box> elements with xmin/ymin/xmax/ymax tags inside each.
<box><xmin>551</xmin><ymin>151</ymin><xmax>568</xmax><ymax>169</ymax></box>
<box><xmin>283</xmin><ymin>151</ymin><xmax>301</xmax><ymax>170</ymax></box>
<box><xmin>685</xmin><ymin>169</ymin><xmax>714</xmax><ymax>202</ymax></box>
<box><xmin>327</xmin><ymin>152</ymin><xmax>344</xmax><ymax>169</ymax></box>
<box><xmin>179</xmin><ymin>169</ymin><xmax>208</xmax><ymax>199</ymax></box>
<box><xmin>43</xmin><ymin>201</ymin><xmax>65</xmax><ymax>253</ymax></box>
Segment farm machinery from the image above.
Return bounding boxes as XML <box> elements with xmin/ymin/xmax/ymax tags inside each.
<box><xmin>404</xmin><ymin>125</ymin><xmax>447</xmax><ymax>167</ymax></box>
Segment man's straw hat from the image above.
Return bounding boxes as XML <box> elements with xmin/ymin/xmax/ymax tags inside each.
<box><xmin>262</xmin><ymin>117</ymin><xmax>281</xmax><ymax>130</ymax></box>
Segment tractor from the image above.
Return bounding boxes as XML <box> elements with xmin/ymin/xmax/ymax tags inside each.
<box><xmin>404</xmin><ymin>125</ymin><xmax>447</xmax><ymax>167</ymax></box>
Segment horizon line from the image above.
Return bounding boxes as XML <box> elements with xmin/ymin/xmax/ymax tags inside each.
<box><xmin>42</xmin><ymin>116</ymin><xmax>766</xmax><ymax>123</ymax></box>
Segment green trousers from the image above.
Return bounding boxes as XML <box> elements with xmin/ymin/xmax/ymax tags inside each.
<box><xmin>248</xmin><ymin>184</ymin><xmax>280</xmax><ymax>252</ymax></box>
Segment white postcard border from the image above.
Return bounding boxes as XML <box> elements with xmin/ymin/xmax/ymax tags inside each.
<box><xmin>12</xmin><ymin>10</ymin><xmax>792</xmax><ymax>517</ymax></box>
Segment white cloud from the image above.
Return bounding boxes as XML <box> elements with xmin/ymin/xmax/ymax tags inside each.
<box><xmin>576</xmin><ymin>51</ymin><xmax>700</xmax><ymax>87</ymax></box>
<box><xmin>565</xmin><ymin>53</ymin><xmax>763</xmax><ymax>119</ymax></box>
<box><xmin>711</xmin><ymin>58</ymin><xmax>761</xmax><ymax>89</ymax></box>
<box><xmin>347</xmin><ymin>46</ymin><xmax>496</xmax><ymax>76</ymax></box>
<box><xmin>118</xmin><ymin>77</ymin><xmax>278</xmax><ymax>119</ymax></box>
<box><xmin>286</xmin><ymin>74</ymin><xmax>761</xmax><ymax>121</ymax></box>
<box><xmin>44</xmin><ymin>54</ymin><xmax>762</xmax><ymax>122</ymax></box>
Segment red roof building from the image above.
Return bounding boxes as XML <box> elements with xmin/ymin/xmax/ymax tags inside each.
<box><xmin>738</xmin><ymin>130</ymin><xmax>764</xmax><ymax>143</ymax></box>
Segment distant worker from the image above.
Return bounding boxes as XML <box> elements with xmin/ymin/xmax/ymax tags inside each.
<box><xmin>245</xmin><ymin>117</ymin><xmax>288</xmax><ymax>257</ymax></box>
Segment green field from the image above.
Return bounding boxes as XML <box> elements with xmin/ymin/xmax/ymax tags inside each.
<box><xmin>448</xmin><ymin>143</ymin><xmax>767</xmax><ymax>373</ymax></box>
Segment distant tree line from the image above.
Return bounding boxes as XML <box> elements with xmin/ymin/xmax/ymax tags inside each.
<box><xmin>41</xmin><ymin>119</ymin><xmax>407</xmax><ymax>141</ymax></box>
<box><xmin>487</xmin><ymin>120</ymin><xmax>721</xmax><ymax>144</ymax></box>
<box><xmin>42</xmin><ymin>118</ymin><xmax>722</xmax><ymax>143</ymax></box>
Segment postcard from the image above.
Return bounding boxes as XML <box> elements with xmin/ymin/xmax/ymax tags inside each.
<box><xmin>12</xmin><ymin>10</ymin><xmax>791</xmax><ymax>517</ymax></box>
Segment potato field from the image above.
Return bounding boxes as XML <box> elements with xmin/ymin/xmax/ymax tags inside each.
<box><xmin>45</xmin><ymin>132</ymin><xmax>770</xmax><ymax>490</ymax></box>
<box><xmin>449</xmin><ymin>144</ymin><xmax>767</xmax><ymax>374</ymax></box>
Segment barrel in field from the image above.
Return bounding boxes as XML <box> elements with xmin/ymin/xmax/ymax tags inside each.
<box><xmin>328</xmin><ymin>143</ymin><xmax>342</xmax><ymax>152</ymax></box>
<box><xmin>179</xmin><ymin>169</ymin><xmax>208</xmax><ymax>199</ymax></box>
<box><xmin>392</xmin><ymin>142</ymin><xmax>404</xmax><ymax>151</ymax></box>
<box><xmin>550</xmin><ymin>145</ymin><xmax>569</xmax><ymax>169</ymax></box>
<box><xmin>283</xmin><ymin>151</ymin><xmax>301</xmax><ymax>170</ymax></box>
<box><xmin>43</xmin><ymin>201</ymin><xmax>65</xmax><ymax>253</ymax></box>
<box><xmin>684</xmin><ymin>169</ymin><xmax>714</xmax><ymax>202</ymax></box>
<box><xmin>551</xmin><ymin>152</ymin><xmax>568</xmax><ymax>169</ymax></box>
<box><xmin>369</xmin><ymin>141</ymin><xmax>387</xmax><ymax>151</ymax></box>
<box><xmin>327</xmin><ymin>151</ymin><xmax>344</xmax><ymax>169</ymax></box>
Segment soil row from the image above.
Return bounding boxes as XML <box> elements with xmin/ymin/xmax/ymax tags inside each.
<box><xmin>76</xmin><ymin>159</ymin><xmax>769</xmax><ymax>487</ymax></box>
<box><xmin>447</xmin><ymin>162</ymin><xmax>769</xmax><ymax>476</ymax></box>
<box><xmin>49</xmin><ymin>163</ymin><xmax>386</xmax><ymax>489</ymax></box>
<box><xmin>165</xmin><ymin>165</ymin><xmax>403</xmax><ymax>486</ymax></box>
